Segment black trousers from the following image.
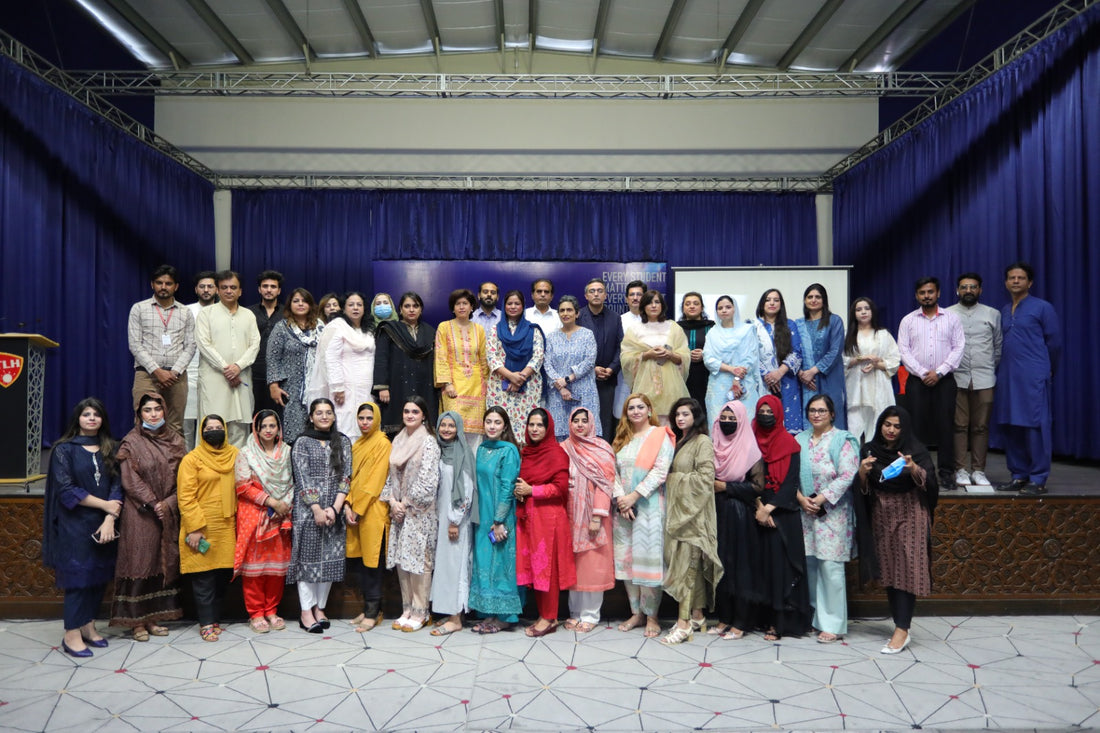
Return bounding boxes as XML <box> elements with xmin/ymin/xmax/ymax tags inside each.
<box><xmin>905</xmin><ymin>372</ymin><xmax>957</xmax><ymax>476</ymax></box>
<box><xmin>886</xmin><ymin>586</ymin><xmax>916</xmax><ymax>630</ymax></box>
<box><xmin>595</xmin><ymin>378</ymin><xmax>618</xmax><ymax>442</ymax></box>
<box><xmin>190</xmin><ymin>568</ymin><xmax>232</xmax><ymax>626</ymax></box>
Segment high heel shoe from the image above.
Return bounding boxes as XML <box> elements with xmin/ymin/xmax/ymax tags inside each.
<box><xmin>689</xmin><ymin>617</ymin><xmax>707</xmax><ymax>634</ymax></box>
<box><xmin>881</xmin><ymin>632</ymin><xmax>911</xmax><ymax>655</ymax></box>
<box><xmin>660</xmin><ymin>625</ymin><xmax>693</xmax><ymax>645</ymax></box>
<box><xmin>82</xmin><ymin>636</ymin><xmax>109</xmax><ymax>648</ymax></box>
<box><xmin>62</xmin><ymin>640</ymin><xmax>93</xmax><ymax>658</ymax></box>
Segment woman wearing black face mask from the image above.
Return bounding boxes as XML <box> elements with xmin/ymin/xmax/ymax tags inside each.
<box><xmin>750</xmin><ymin>395</ymin><xmax>813</xmax><ymax>640</ymax></box>
<box><xmin>709</xmin><ymin>400</ymin><xmax>764</xmax><ymax>640</ymax></box>
<box><xmin>178</xmin><ymin>414</ymin><xmax>239</xmax><ymax>642</ymax></box>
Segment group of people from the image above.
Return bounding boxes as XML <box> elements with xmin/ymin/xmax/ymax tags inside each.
<box><xmin>42</xmin><ymin>260</ymin><xmax>1058</xmax><ymax>656</ymax></box>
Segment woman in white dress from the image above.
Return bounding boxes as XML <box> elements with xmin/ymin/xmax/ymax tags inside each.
<box><xmin>843</xmin><ymin>297</ymin><xmax>900</xmax><ymax>442</ymax></box>
<box><xmin>306</xmin><ymin>292</ymin><xmax>375</xmax><ymax>442</ymax></box>
<box><xmin>429</xmin><ymin>411</ymin><xmax>475</xmax><ymax>636</ymax></box>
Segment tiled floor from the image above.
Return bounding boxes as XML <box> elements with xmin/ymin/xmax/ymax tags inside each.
<box><xmin>0</xmin><ymin>614</ymin><xmax>1096</xmax><ymax>731</ymax></box>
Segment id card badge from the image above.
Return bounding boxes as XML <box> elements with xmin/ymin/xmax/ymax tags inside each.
<box><xmin>162</xmin><ymin>333</ymin><xmax>172</xmax><ymax>346</ymax></box>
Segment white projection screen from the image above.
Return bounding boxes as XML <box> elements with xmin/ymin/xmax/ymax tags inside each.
<box><xmin>671</xmin><ymin>267</ymin><xmax>852</xmax><ymax>325</ymax></box>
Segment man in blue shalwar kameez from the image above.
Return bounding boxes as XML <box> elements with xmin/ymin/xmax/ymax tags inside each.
<box><xmin>993</xmin><ymin>262</ymin><xmax>1061</xmax><ymax>495</ymax></box>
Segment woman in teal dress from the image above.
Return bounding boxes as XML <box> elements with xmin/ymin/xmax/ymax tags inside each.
<box><xmin>468</xmin><ymin>406</ymin><xmax>523</xmax><ymax>633</ymax></box>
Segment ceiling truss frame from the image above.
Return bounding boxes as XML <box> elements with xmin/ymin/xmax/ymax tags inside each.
<box><xmin>183</xmin><ymin>0</ymin><xmax>254</xmax><ymax>65</ymax></box>
<box><xmin>215</xmin><ymin>174</ymin><xmax>829</xmax><ymax>192</ymax></box>
<box><xmin>101</xmin><ymin>0</ymin><xmax>190</xmax><ymax>69</ymax></box>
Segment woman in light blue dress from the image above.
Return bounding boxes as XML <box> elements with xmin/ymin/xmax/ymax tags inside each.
<box><xmin>703</xmin><ymin>296</ymin><xmax>765</xmax><ymax>421</ymax></box>
<box><xmin>797</xmin><ymin>284</ymin><xmax>847</xmax><ymax>430</ymax></box>
<box><xmin>543</xmin><ymin>296</ymin><xmax>600</xmax><ymax>440</ymax></box>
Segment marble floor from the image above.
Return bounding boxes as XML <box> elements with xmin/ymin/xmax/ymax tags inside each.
<box><xmin>0</xmin><ymin>613</ymin><xmax>1096</xmax><ymax>732</ymax></box>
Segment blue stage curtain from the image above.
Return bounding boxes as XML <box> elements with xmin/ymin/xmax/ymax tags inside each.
<box><xmin>0</xmin><ymin>57</ymin><xmax>214</xmax><ymax>442</ymax></box>
<box><xmin>833</xmin><ymin>6</ymin><xmax>1100</xmax><ymax>459</ymax></box>
<box><xmin>232</xmin><ymin>189</ymin><xmax>817</xmax><ymax>299</ymax></box>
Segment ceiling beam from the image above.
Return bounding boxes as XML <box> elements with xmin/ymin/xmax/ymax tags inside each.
<box><xmin>653</xmin><ymin>0</ymin><xmax>687</xmax><ymax>61</ymax></box>
<box><xmin>717</xmin><ymin>0</ymin><xmax>766</xmax><ymax>71</ymax></box>
<box><xmin>183</xmin><ymin>0</ymin><xmax>254</xmax><ymax>65</ymax></box>
<box><xmin>494</xmin><ymin>0</ymin><xmax>505</xmax><ymax>54</ymax></box>
<box><xmin>776</xmin><ymin>0</ymin><xmax>847</xmax><ymax>71</ymax></box>
<box><xmin>100</xmin><ymin>0</ymin><xmax>190</xmax><ymax>68</ymax></box>
<box><xmin>889</xmin><ymin>0</ymin><xmax>977</xmax><ymax>70</ymax></box>
<box><xmin>261</xmin><ymin>0</ymin><xmax>316</xmax><ymax>60</ymax></box>
<box><xmin>593</xmin><ymin>0</ymin><xmax>611</xmax><ymax>52</ymax></box>
<box><xmin>839</xmin><ymin>0</ymin><xmax>926</xmax><ymax>72</ymax></box>
<box><xmin>340</xmin><ymin>0</ymin><xmax>377</xmax><ymax>58</ymax></box>
<box><xmin>419</xmin><ymin>0</ymin><xmax>442</xmax><ymax>54</ymax></box>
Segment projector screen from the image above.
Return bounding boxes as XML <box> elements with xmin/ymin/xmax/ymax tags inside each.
<box><xmin>671</xmin><ymin>266</ymin><xmax>852</xmax><ymax>325</ymax></box>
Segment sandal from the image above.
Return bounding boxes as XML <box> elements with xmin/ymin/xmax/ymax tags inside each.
<box><xmin>249</xmin><ymin>617</ymin><xmax>270</xmax><ymax>634</ymax></box>
<box><xmin>199</xmin><ymin>625</ymin><xmax>219</xmax><ymax>642</ymax></box>
<box><xmin>817</xmin><ymin>631</ymin><xmax>840</xmax><ymax>644</ymax></box>
<box><xmin>266</xmin><ymin>615</ymin><xmax>287</xmax><ymax>631</ymax></box>
<box><xmin>721</xmin><ymin>628</ymin><xmax>744</xmax><ymax>640</ymax></box>
<box><xmin>148</xmin><ymin>625</ymin><xmax>169</xmax><ymax>637</ymax></box>
<box><xmin>575</xmin><ymin>621</ymin><xmax>596</xmax><ymax>633</ymax></box>
<box><xmin>644</xmin><ymin>622</ymin><xmax>661</xmax><ymax>638</ymax></box>
<box><xmin>618</xmin><ymin>613</ymin><xmax>644</xmax><ymax>632</ymax></box>
<box><xmin>690</xmin><ymin>617</ymin><xmax>707</xmax><ymax>634</ymax></box>
<box><xmin>349</xmin><ymin>613</ymin><xmax>367</xmax><ymax>627</ymax></box>
<box><xmin>707</xmin><ymin>624</ymin><xmax>729</xmax><ymax>636</ymax></box>
<box><xmin>562</xmin><ymin>618</ymin><xmax>580</xmax><ymax>631</ymax></box>
<box><xmin>354</xmin><ymin>613</ymin><xmax>382</xmax><ymax>633</ymax></box>
<box><xmin>764</xmin><ymin>628</ymin><xmax>780</xmax><ymax>642</ymax></box>
<box><xmin>132</xmin><ymin>627</ymin><xmax>150</xmax><ymax>642</ymax></box>
<box><xmin>211</xmin><ymin>623</ymin><xmax>223</xmax><ymax>636</ymax></box>
<box><xmin>430</xmin><ymin>620</ymin><xmax>463</xmax><ymax>636</ymax></box>
<box><xmin>660</xmin><ymin>625</ymin><xmax>693</xmax><ymax>645</ymax></box>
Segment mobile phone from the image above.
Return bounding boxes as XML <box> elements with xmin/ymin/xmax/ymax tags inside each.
<box><xmin>807</xmin><ymin>493</ymin><xmax>828</xmax><ymax>517</ymax></box>
<box><xmin>197</xmin><ymin>538</ymin><xmax>211</xmax><ymax>554</ymax></box>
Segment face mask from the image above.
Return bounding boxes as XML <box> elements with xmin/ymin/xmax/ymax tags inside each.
<box><xmin>719</xmin><ymin>420</ymin><xmax>738</xmax><ymax>436</ymax></box>
<box><xmin>203</xmin><ymin>429</ymin><xmax>226</xmax><ymax>447</ymax></box>
<box><xmin>142</xmin><ymin>418</ymin><xmax>166</xmax><ymax>431</ymax></box>
<box><xmin>756</xmin><ymin>414</ymin><xmax>777</xmax><ymax>429</ymax></box>
<box><xmin>373</xmin><ymin>303</ymin><xmax>393</xmax><ymax>319</ymax></box>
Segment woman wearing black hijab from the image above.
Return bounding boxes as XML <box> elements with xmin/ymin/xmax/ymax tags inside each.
<box><xmin>858</xmin><ymin>405</ymin><xmax>938</xmax><ymax>655</ymax></box>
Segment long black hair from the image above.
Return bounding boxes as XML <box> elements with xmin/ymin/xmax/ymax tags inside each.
<box><xmin>802</xmin><ymin>283</ymin><xmax>833</xmax><ymax>330</ymax></box>
<box><xmin>756</xmin><ymin>289</ymin><xmax>793</xmax><ymax>362</ymax></box>
<box><xmin>58</xmin><ymin>397</ymin><xmax>118</xmax><ymax>476</ymax></box>
<box><xmin>844</xmin><ymin>297</ymin><xmax>883</xmax><ymax>356</ymax></box>
<box><xmin>669</xmin><ymin>397</ymin><xmax>708</xmax><ymax>454</ymax></box>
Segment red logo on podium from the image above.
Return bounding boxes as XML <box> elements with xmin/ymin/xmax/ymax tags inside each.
<box><xmin>0</xmin><ymin>353</ymin><xmax>23</xmax><ymax>388</ymax></box>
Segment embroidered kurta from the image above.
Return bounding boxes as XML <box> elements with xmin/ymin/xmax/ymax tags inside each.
<box><xmin>434</xmin><ymin>320</ymin><xmax>489</xmax><ymax>434</ymax></box>
<box><xmin>613</xmin><ymin>427</ymin><xmax>674</xmax><ymax>587</ymax></box>
<box><xmin>797</xmin><ymin>428</ymin><xmax>859</xmax><ymax>562</ymax></box>
<box><xmin>754</xmin><ymin>318</ymin><xmax>804</xmax><ymax>432</ymax></box>
<box><xmin>232</xmin><ymin>450</ymin><xmax>293</xmax><ymax>578</ymax></box>
<box><xmin>704</xmin><ymin>321</ymin><xmax>766</xmax><ymax>422</ymax></box>
<box><xmin>486</xmin><ymin>325</ymin><xmax>545</xmax><ymax>443</ymax></box>
<box><xmin>430</xmin><ymin>460</ymin><xmax>475</xmax><ymax>615</ymax></box>
<box><xmin>543</xmin><ymin>327</ymin><xmax>600</xmax><ymax>439</ymax></box>
<box><xmin>318</xmin><ymin>320</ymin><xmax>376</xmax><ymax>442</ymax></box>
<box><xmin>797</xmin><ymin>316</ymin><xmax>847</xmax><ymax>429</ymax></box>
<box><xmin>287</xmin><ymin>435</ymin><xmax>352</xmax><ymax>583</ymax></box>
<box><xmin>620</xmin><ymin>321</ymin><xmax>691</xmax><ymax>418</ymax></box>
<box><xmin>663</xmin><ymin>436</ymin><xmax>723</xmax><ymax>609</ymax></box>
<box><xmin>266</xmin><ymin>318</ymin><xmax>324</xmax><ymax>443</ymax></box>
<box><xmin>515</xmin><ymin>453</ymin><xmax>577</xmax><ymax>594</ymax></box>
<box><xmin>195</xmin><ymin>302</ymin><xmax>261</xmax><ymax>423</ymax></box>
<box><xmin>843</xmin><ymin>329</ymin><xmax>900</xmax><ymax>442</ymax></box>
<box><xmin>381</xmin><ymin>438</ymin><xmax>441</xmax><ymax>575</ymax></box>
<box><xmin>468</xmin><ymin>440</ymin><xmax>523</xmax><ymax>616</ymax></box>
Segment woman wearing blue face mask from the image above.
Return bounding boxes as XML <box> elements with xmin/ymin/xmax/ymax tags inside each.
<box><xmin>109</xmin><ymin>393</ymin><xmax>186</xmax><ymax>641</ymax></box>
<box><xmin>371</xmin><ymin>292</ymin><xmax>398</xmax><ymax>329</ymax></box>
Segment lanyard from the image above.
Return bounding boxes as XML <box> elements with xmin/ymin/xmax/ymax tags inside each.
<box><xmin>154</xmin><ymin>303</ymin><xmax>174</xmax><ymax>330</ymax></box>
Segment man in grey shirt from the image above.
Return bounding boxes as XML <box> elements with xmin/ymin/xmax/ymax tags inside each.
<box><xmin>947</xmin><ymin>272</ymin><xmax>1002</xmax><ymax>487</ymax></box>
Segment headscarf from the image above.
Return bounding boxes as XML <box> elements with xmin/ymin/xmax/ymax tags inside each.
<box><xmin>387</xmin><ymin>420</ymin><xmax>430</xmax><ymax>501</ymax></box>
<box><xmin>300</xmin><ymin>407</ymin><xmax>346</xmax><ymax>476</ymax></box>
<box><xmin>349</xmin><ymin>402</ymin><xmax>392</xmax><ymax>516</ymax></box>
<box><xmin>752</xmin><ymin>394</ymin><xmax>799</xmax><ymax>494</ymax></box>
<box><xmin>379</xmin><ymin>318</ymin><xmax>434</xmax><ymax>360</ymax></box>
<box><xmin>706</xmin><ymin>298</ymin><xmax>757</xmax><ymax>368</ymax></box>
<box><xmin>437</xmin><ymin>410</ymin><xmax>475</xmax><ymax>509</ymax></box>
<box><xmin>561</xmin><ymin>407</ymin><xmax>616</xmax><ymax>552</ymax></box>
<box><xmin>235</xmin><ymin>410</ymin><xmax>293</xmax><ymax>502</ymax></box>
<box><xmin>711</xmin><ymin>400</ymin><xmax>761</xmax><ymax>483</ymax></box>
<box><xmin>862</xmin><ymin>405</ymin><xmax>939</xmax><ymax>509</ymax></box>
<box><xmin>677</xmin><ymin>316</ymin><xmax>714</xmax><ymax>351</ymax></box>
<box><xmin>496</xmin><ymin>314</ymin><xmax>540</xmax><ymax>387</ymax></box>
<box><xmin>519</xmin><ymin>410</ymin><xmax>571</xmax><ymax>489</ymax></box>
<box><xmin>191</xmin><ymin>416</ymin><xmax>239</xmax><ymax>518</ymax></box>
<box><xmin>371</xmin><ymin>292</ymin><xmax>399</xmax><ymax>329</ymax></box>
<box><xmin>286</xmin><ymin>318</ymin><xmax>325</xmax><ymax>403</ymax></box>
<box><xmin>116</xmin><ymin>393</ymin><xmax>186</xmax><ymax>582</ymax></box>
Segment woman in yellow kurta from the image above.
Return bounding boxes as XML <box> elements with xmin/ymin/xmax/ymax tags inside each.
<box><xmin>620</xmin><ymin>290</ymin><xmax>691</xmax><ymax>423</ymax></box>
<box><xmin>435</xmin><ymin>289</ymin><xmax>488</xmax><ymax>448</ymax></box>
<box><xmin>344</xmin><ymin>402</ymin><xmax>393</xmax><ymax>632</ymax></box>
<box><xmin>178</xmin><ymin>415</ymin><xmax>238</xmax><ymax>641</ymax></box>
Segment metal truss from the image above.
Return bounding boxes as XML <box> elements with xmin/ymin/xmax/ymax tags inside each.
<box><xmin>65</xmin><ymin>70</ymin><xmax>957</xmax><ymax>99</ymax></box>
<box><xmin>0</xmin><ymin>32</ymin><xmax>215</xmax><ymax>180</ymax></box>
<box><xmin>214</xmin><ymin>174</ymin><xmax>829</xmax><ymax>192</ymax></box>
<box><xmin>823</xmin><ymin>0</ymin><xmax>1097</xmax><ymax>181</ymax></box>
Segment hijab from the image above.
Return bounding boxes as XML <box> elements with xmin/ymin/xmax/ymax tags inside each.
<box><xmin>519</xmin><ymin>410</ymin><xmax>570</xmax><ymax>488</ymax></box>
<box><xmin>863</xmin><ymin>405</ymin><xmax>938</xmax><ymax>508</ymax></box>
<box><xmin>711</xmin><ymin>400</ymin><xmax>761</xmax><ymax>483</ymax></box>
<box><xmin>236</xmin><ymin>410</ymin><xmax>293</xmax><ymax>502</ymax></box>
<box><xmin>561</xmin><ymin>407</ymin><xmax>616</xmax><ymax>552</ymax></box>
<box><xmin>191</xmin><ymin>416</ymin><xmax>239</xmax><ymax>518</ymax></box>
<box><xmin>706</xmin><ymin>298</ymin><xmax>756</xmax><ymax>364</ymax></box>
<box><xmin>116</xmin><ymin>393</ymin><xmax>186</xmax><ymax>499</ymax></box>
<box><xmin>437</xmin><ymin>410</ymin><xmax>475</xmax><ymax>509</ymax></box>
<box><xmin>496</xmin><ymin>312</ymin><xmax>540</xmax><ymax>380</ymax></box>
<box><xmin>752</xmin><ymin>394</ymin><xmax>800</xmax><ymax>494</ymax></box>
<box><xmin>349</xmin><ymin>402</ymin><xmax>392</xmax><ymax>515</ymax></box>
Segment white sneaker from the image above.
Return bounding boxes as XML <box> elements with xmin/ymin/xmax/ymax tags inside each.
<box><xmin>971</xmin><ymin>470</ymin><xmax>991</xmax><ymax>486</ymax></box>
<box><xmin>955</xmin><ymin>469</ymin><xmax>971</xmax><ymax>486</ymax></box>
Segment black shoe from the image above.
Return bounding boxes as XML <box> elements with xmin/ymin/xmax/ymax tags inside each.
<box><xmin>298</xmin><ymin>620</ymin><xmax>324</xmax><ymax>634</ymax></box>
<box><xmin>317</xmin><ymin>616</ymin><xmax>331</xmax><ymax>630</ymax></box>
<box><xmin>938</xmin><ymin>473</ymin><xmax>956</xmax><ymax>490</ymax></box>
<box><xmin>996</xmin><ymin>478</ymin><xmax>1028</xmax><ymax>492</ymax></box>
<box><xmin>1019</xmin><ymin>483</ymin><xmax>1047</xmax><ymax>496</ymax></box>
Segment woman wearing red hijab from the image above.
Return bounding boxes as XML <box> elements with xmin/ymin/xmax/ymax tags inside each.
<box><xmin>514</xmin><ymin>408</ymin><xmax>577</xmax><ymax>637</ymax></box>
<box><xmin>752</xmin><ymin>394</ymin><xmax>813</xmax><ymax>640</ymax></box>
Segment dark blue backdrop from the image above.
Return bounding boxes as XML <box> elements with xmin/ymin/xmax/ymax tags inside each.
<box><xmin>0</xmin><ymin>56</ymin><xmax>214</xmax><ymax>443</ymax></box>
<box><xmin>833</xmin><ymin>6</ymin><xmax>1100</xmax><ymax>459</ymax></box>
<box><xmin>230</xmin><ymin>189</ymin><xmax>819</xmax><ymax>304</ymax></box>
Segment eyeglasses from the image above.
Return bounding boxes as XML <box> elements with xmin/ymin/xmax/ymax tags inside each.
<box><xmin>807</xmin><ymin>408</ymin><xmax>830</xmax><ymax>415</ymax></box>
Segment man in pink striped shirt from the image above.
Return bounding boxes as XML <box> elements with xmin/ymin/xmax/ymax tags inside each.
<box><xmin>897</xmin><ymin>277</ymin><xmax>966</xmax><ymax>489</ymax></box>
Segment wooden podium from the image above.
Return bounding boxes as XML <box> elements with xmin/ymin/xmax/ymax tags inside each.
<box><xmin>0</xmin><ymin>333</ymin><xmax>59</xmax><ymax>483</ymax></box>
